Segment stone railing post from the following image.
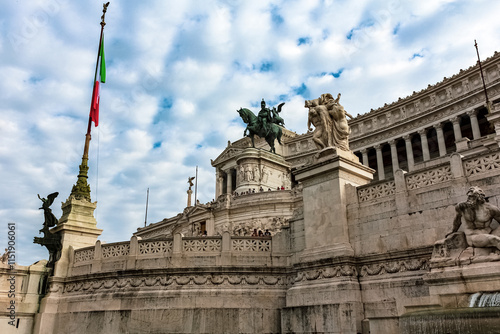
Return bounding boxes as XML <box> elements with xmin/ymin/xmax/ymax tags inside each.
<box><xmin>126</xmin><ymin>236</ymin><xmax>138</xmax><ymax>270</ymax></box>
<box><xmin>91</xmin><ymin>240</ymin><xmax>102</xmax><ymax>273</ymax></box>
<box><xmin>449</xmin><ymin>153</ymin><xmax>465</xmax><ymax>178</ymax></box>
<box><xmin>394</xmin><ymin>169</ymin><xmax>409</xmax><ymax>214</ymax></box>
<box><xmin>221</xmin><ymin>231</ymin><xmax>231</xmax><ymax>265</ymax></box>
<box><xmin>173</xmin><ymin>233</ymin><xmax>182</xmax><ymax>254</ymax></box>
<box><xmin>67</xmin><ymin>246</ymin><xmax>74</xmax><ymax>276</ymax></box>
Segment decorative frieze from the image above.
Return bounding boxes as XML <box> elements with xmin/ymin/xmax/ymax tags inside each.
<box><xmin>101</xmin><ymin>243</ymin><xmax>130</xmax><ymax>258</ymax></box>
<box><xmin>357</xmin><ymin>181</ymin><xmax>396</xmax><ymax>202</ymax></box>
<box><xmin>405</xmin><ymin>165</ymin><xmax>452</xmax><ymax>190</ymax></box>
<box><xmin>291</xmin><ymin>265</ymin><xmax>357</xmax><ymax>284</ymax></box>
<box><xmin>232</xmin><ymin>238</ymin><xmax>271</xmax><ymax>252</ymax></box>
<box><xmin>64</xmin><ymin>274</ymin><xmax>287</xmax><ymax>294</ymax></box>
<box><xmin>464</xmin><ymin>152</ymin><xmax>500</xmax><ymax>177</ymax></box>
<box><xmin>74</xmin><ymin>248</ymin><xmax>95</xmax><ymax>263</ymax></box>
<box><xmin>139</xmin><ymin>240</ymin><xmax>173</xmax><ymax>254</ymax></box>
<box><xmin>349</xmin><ymin>84</ymin><xmax>500</xmax><ymax>149</ymax></box>
<box><xmin>183</xmin><ymin>238</ymin><xmax>221</xmax><ymax>252</ymax></box>
<box><xmin>138</xmin><ymin>225</ymin><xmax>174</xmax><ymax>239</ymax></box>
<box><xmin>359</xmin><ymin>258</ymin><xmax>428</xmax><ymax>277</ymax></box>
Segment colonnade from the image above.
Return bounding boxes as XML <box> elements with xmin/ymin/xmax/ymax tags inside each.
<box><xmin>354</xmin><ymin>108</ymin><xmax>492</xmax><ymax>181</ymax></box>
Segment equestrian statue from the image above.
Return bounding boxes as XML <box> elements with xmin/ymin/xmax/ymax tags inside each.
<box><xmin>237</xmin><ymin>99</ymin><xmax>285</xmax><ymax>154</ymax></box>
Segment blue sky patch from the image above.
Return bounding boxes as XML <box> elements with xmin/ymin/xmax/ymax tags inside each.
<box><xmin>410</xmin><ymin>53</ymin><xmax>424</xmax><ymax>60</ymax></box>
<box><xmin>153</xmin><ymin>141</ymin><xmax>162</xmax><ymax>149</ymax></box>
<box><xmin>297</xmin><ymin>37</ymin><xmax>311</xmax><ymax>46</ymax></box>
<box><xmin>393</xmin><ymin>23</ymin><xmax>401</xmax><ymax>35</ymax></box>
<box><xmin>271</xmin><ymin>6</ymin><xmax>284</xmax><ymax>26</ymax></box>
<box><xmin>293</xmin><ymin>83</ymin><xmax>309</xmax><ymax>98</ymax></box>
<box><xmin>153</xmin><ymin>97</ymin><xmax>174</xmax><ymax>124</ymax></box>
<box><xmin>260</xmin><ymin>61</ymin><xmax>274</xmax><ymax>72</ymax></box>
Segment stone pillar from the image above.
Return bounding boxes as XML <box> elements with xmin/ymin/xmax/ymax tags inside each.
<box><xmin>451</xmin><ymin>116</ymin><xmax>463</xmax><ymax>141</ymax></box>
<box><xmin>187</xmin><ymin>189</ymin><xmax>193</xmax><ymax>207</ymax></box>
<box><xmin>374</xmin><ymin>144</ymin><xmax>385</xmax><ymax>180</ymax></box>
<box><xmin>403</xmin><ymin>134</ymin><xmax>415</xmax><ymax>171</ymax></box>
<box><xmin>389</xmin><ymin>139</ymin><xmax>399</xmax><ymax>173</ymax></box>
<box><xmin>293</xmin><ymin>149</ymin><xmax>373</xmax><ymax>261</ymax></box>
<box><xmin>51</xmin><ymin>197</ymin><xmax>102</xmax><ymax>278</ymax></box>
<box><xmin>34</xmin><ymin>197</ymin><xmax>103</xmax><ymax>334</ymax></box>
<box><xmin>226</xmin><ymin>169</ymin><xmax>233</xmax><ymax>194</ymax></box>
<box><xmin>434</xmin><ymin>123</ymin><xmax>447</xmax><ymax>157</ymax></box>
<box><xmin>360</xmin><ymin>148</ymin><xmax>368</xmax><ymax>167</ymax></box>
<box><xmin>215</xmin><ymin>169</ymin><xmax>223</xmax><ymax>198</ymax></box>
<box><xmin>467</xmin><ymin>109</ymin><xmax>481</xmax><ymax>140</ymax></box>
<box><xmin>418</xmin><ymin>129</ymin><xmax>431</xmax><ymax>161</ymax></box>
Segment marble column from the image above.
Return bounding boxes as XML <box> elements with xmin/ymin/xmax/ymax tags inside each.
<box><xmin>451</xmin><ymin>116</ymin><xmax>463</xmax><ymax>141</ymax></box>
<box><xmin>467</xmin><ymin>109</ymin><xmax>481</xmax><ymax>140</ymax></box>
<box><xmin>215</xmin><ymin>169</ymin><xmax>222</xmax><ymax>198</ymax></box>
<box><xmin>374</xmin><ymin>144</ymin><xmax>385</xmax><ymax>180</ymax></box>
<box><xmin>226</xmin><ymin>169</ymin><xmax>233</xmax><ymax>194</ymax></box>
<box><xmin>389</xmin><ymin>139</ymin><xmax>399</xmax><ymax>172</ymax></box>
<box><xmin>361</xmin><ymin>148</ymin><xmax>369</xmax><ymax>167</ymax></box>
<box><xmin>418</xmin><ymin>129</ymin><xmax>430</xmax><ymax>161</ymax></box>
<box><xmin>433</xmin><ymin>123</ymin><xmax>447</xmax><ymax>157</ymax></box>
<box><xmin>403</xmin><ymin>134</ymin><xmax>414</xmax><ymax>171</ymax></box>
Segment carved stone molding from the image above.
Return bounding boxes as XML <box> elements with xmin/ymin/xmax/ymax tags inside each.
<box><xmin>291</xmin><ymin>265</ymin><xmax>357</xmax><ymax>285</ymax></box>
<box><xmin>63</xmin><ymin>274</ymin><xmax>287</xmax><ymax>294</ymax></box>
<box><xmin>359</xmin><ymin>258</ymin><xmax>429</xmax><ymax>277</ymax></box>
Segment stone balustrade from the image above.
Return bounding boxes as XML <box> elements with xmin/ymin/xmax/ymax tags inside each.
<box><xmin>356</xmin><ymin>152</ymin><xmax>476</xmax><ymax>203</ymax></box>
<box><xmin>349</xmin><ymin>150</ymin><xmax>500</xmax><ymax>257</ymax></box>
<box><xmin>70</xmin><ymin>233</ymin><xmax>280</xmax><ymax>276</ymax></box>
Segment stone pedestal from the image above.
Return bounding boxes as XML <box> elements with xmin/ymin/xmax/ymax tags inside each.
<box><xmin>235</xmin><ymin>148</ymin><xmax>291</xmax><ymax>193</ymax></box>
<box><xmin>33</xmin><ymin>197</ymin><xmax>102</xmax><ymax>334</ymax></box>
<box><xmin>51</xmin><ymin>197</ymin><xmax>102</xmax><ymax>278</ymax></box>
<box><xmin>294</xmin><ymin>148</ymin><xmax>374</xmax><ymax>262</ymax></box>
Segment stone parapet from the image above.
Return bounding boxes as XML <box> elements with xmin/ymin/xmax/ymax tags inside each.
<box><xmin>69</xmin><ymin>234</ymin><xmax>285</xmax><ymax>276</ymax></box>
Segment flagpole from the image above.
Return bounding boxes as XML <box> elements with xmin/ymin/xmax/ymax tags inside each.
<box><xmin>194</xmin><ymin>166</ymin><xmax>198</xmax><ymax>206</ymax></box>
<box><xmin>474</xmin><ymin>39</ymin><xmax>491</xmax><ymax>113</ymax></box>
<box><xmin>70</xmin><ymin>2</ymin><xmax>110</xmax><ymax>201</ymax></box>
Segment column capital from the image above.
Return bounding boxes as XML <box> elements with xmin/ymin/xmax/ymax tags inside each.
<box><xmin>388</xmin><ymin>139</ymin><xmax>397</xmax><ymax>146</ymax></box>
<box><xmin>403</xmin><ymin>134</ymin><xmax>412</xmax><ymax>141</ymax></box>
<box><xmin>450</xmin><ymin>115</ymin><xmax>461</xmax><ymax>124</ymax></box>
<box><xmin>433</xmin><ymin>122</ymin><xmax>443</xmax><ymax>130</ymax></box>
<box><xmin>466</xmin><ymin>109</ymin><xmax>477</xmax><ymax>117</ymax></box>
<box><xmin>360</xmin><ymin>148</ymin><xmax>368</xmax><ymax>154</ymax></box>
<box><xmin>374</xmin><ymin>143</ymin><xmax>382</xmax><ymax>150</ymax></box>
<box><xmin>417</xmin><ymin>128</ymin><xmax>427</xmax><ymax>136</ymax></box>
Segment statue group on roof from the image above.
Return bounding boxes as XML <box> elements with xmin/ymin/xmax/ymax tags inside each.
<box><xmin>306</xmin><ymin>93</ymin><xmax>353</xmax><ymax>151</ymax></box>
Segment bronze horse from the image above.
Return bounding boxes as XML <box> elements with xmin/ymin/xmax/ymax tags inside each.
<box><xmin>237</xmin><ymin>108</ymin><xmax>283</xmax><ymax>153</ymax></box>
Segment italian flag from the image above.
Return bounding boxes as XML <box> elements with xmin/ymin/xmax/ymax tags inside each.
<box><xmin>90</xmin><ymin>36</ymin><xmax>106</xmax><ymax>127</ymax></box>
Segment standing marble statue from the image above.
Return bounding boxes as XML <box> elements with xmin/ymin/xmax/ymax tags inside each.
<box><xmin>306</xmin><ymin>93</ymin><xmax>353</xmax><ymax>151</ymax></box>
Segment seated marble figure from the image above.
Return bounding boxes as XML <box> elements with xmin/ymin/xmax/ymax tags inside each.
<box><xmin>433</xmin><ymin>186</ymin><xmax>500</xmax><ymax>262</ymax></box>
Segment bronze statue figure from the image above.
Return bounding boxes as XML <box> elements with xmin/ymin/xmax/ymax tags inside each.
<box><xmin>34</xmin><ymin>192</ymin><xmax>62</xmax><ymax>269</ymax></box>
<box><xmin>237</xmin><ymin>99</ymin><xmax>285</xmax><ymax>154</ymax></box>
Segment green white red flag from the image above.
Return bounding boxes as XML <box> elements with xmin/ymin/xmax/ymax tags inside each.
<box><xmin>90</xmin><ymin>36</ymin><xmax>106</xmax><ymax>127</ymax></box>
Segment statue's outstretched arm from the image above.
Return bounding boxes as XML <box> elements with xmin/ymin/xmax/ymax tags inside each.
<box><xmin>488</xmin><ymin>204</ymin><xmax>500</xmax><ymax>224</ymax></box>
<box><xmin>446</xmin><ymin>208</ymin><xmax>463</xmax><ymax>237</ymax></box>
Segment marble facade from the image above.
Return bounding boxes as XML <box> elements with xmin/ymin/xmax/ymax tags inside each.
<box><xmin>3</xmin><ymin>52</ymin><xmax>500</xmax><ymax>333</ymax></box>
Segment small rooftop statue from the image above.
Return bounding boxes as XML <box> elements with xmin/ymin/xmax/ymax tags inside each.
<box><xmin>187</xmin><ymin>176</ymin><xmax>195</xmax><ymax>190</ymax></box>
<box><xmin>237</xmin><ymin>99</ymin><xmax>285</xmax><ymax>154</ymax></box>
<box><xmin>305</xmin><ymin>93</ymin><xmax>353</xmax><ymax>151</ymax></box>
<box><xmin>33</xmin><ymin>192</ymin><xmax>62</xmax><ymax>269</ymax></box>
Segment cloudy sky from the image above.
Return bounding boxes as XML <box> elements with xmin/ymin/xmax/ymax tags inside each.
<box><xmin>2</xmin><ymin>0</ymin><xmax>500</xmax><ymax>265</ymax></box>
